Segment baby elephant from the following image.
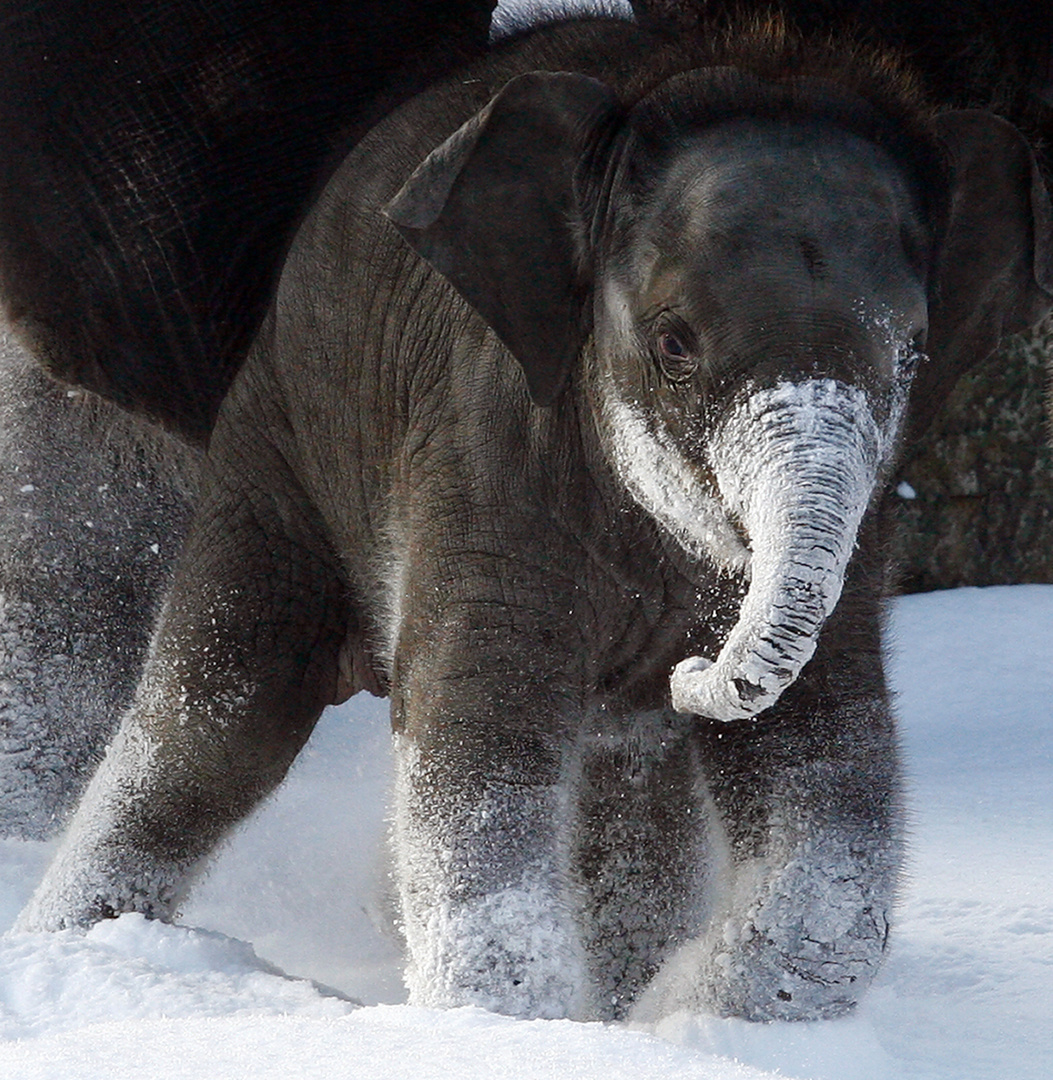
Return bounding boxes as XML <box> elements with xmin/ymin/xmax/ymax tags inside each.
<box><xmin>21</xmin><ymin>14</ymin><xmax>1051</xmax><ymax>1023</ymax></box>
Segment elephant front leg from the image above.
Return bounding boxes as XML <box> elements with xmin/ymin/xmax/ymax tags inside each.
<box><xmin>391</xmin><ymin>647</ymin><xmax>588</xmax><ymax>1019</ymax></box>
<box><xmin>634</xmin><ymin>690</ymin><xmax>902</xmax><ymax>1023</ymax></box>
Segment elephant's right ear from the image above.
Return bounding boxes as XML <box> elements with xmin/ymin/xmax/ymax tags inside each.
<box><xmin>384</xmin><ymin>71</ymin><xmax>620</xmax><ymax>406</ymax></box>
<box><xmin>909</xmin><ymin>110</ymin><xmax>1053</xmax><ymax>438</ymax></box>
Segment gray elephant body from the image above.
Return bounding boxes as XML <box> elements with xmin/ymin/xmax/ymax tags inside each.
<box><xmin>21</xmin><ymin>15</ymin><xmax>1051</xmax><ymax>1022</ymax></box>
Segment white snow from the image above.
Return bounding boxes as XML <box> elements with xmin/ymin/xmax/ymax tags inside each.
<box><xmin>0</xmin><ymin>584</ymin><xmax>1049</xmax><ymax>1078</ymax></box>
<box><xmin>600</xmin><ymin>390</ymin><xmax>751</xmax><ymax>571</ymax></box>
<box><xmin>1</xmin><ymin>0</ymin><xmax>1051</xmax><ymax>1071</ymax></box>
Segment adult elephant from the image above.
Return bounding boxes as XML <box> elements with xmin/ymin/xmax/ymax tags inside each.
<box><xmin>0</xmin><ymin>0</ymin><xmax>498</xmax><ymax>444</ymax></box>
<box><xmin>19</xmin><ymin>10</ymin><xmax>1051</xmax><ymax>1023</ymax></box>
<box><xmin>0</xmin><ymin>0</ymin><xmax>497</xmax><ymax>837</ymax></box>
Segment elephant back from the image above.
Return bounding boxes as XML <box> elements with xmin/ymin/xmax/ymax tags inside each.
<box><xmin>0</xmin><ymin>0</ymin><xmax>496</xmax><ymax>444</ymax></box>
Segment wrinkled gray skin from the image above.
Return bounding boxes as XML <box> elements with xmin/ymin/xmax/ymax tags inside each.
<box><xmin>0</xmin><ymin>325</ymin><xmax>198</xmax><ymax>838</ymax></box>
<box><xmin>19</xmin><ymin>17</ymin><xmax>1051</xmax><ymax>1023</ymax></box>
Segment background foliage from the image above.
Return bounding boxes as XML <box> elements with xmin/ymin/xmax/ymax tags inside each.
<box><xmin>890</xmin><ymin>315</ymin><xmax>1053</xmax><ymax>591</ymax></box>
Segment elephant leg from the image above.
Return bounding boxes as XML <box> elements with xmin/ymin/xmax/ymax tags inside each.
<box><xmin>633</xmin><ymin>652</ymin><xmax>902</xmax><ymax>1023</ymax></box>
<box><xmin>17</xmin><ymin>447</ymin><xmax>352</xmax><ymax>930</ymax></box>
<box><xmin>389</xmin><ymin>595</ymin><xmax>589</xmax><ymax>1020</ymax></box>
<box><xmin>0</xmin><ymin>329</ymin><xmax>198</xmax><ymax>838</ymax></box>
<box><xmin>572</xmin><ymin>718</ymin><xmax>720</xmax><ymax>1020</ymax></box>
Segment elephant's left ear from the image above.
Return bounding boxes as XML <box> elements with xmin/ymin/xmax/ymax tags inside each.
<box><xmin>912</xmin><ymin>110</ymin><xmax>1053</xmax><ymax>437</ymax></box>
<box><xmin>384</xmin><ymin>71</ymin><xmax>620</xmax><ymax>406</ymax></box>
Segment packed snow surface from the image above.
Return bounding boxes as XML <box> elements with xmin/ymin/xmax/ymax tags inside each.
<box><xmin>0</xmin><ymin>584</ymin><xmax>1050</xmax><ymax>1078</ymax></box>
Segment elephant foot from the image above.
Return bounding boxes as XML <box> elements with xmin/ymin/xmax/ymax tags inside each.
<box><xmin>15</xmin><ymin>723</ymin><xmax>190</xmax><ymax>932</ymax></box>
<box><xmin>401</xmin><ymin>881</ymin><xmax>589</xmax><ymax>1019</ymax></box>
<box><xmin>17</xmin><ymin>849</ymin><xmax>182</xmax><ymax>932</ymax></box>
<box><xmin>701</xmin><ymin>909</ymin><xmax>888</xmax><ymax>1021</ymax></box>
<box><xmin>16</xmin><ymin>802</ymin><xmax>187</xmax><ymax>932</ymax></box>
<box><xmin>632</xmin><ymin>841</ymin><xmax>894</xmax><ymax>1023</ymax></box>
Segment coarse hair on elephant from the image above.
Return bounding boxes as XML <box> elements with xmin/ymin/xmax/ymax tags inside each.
<box><xmin>0</xmin><ymin>0</ymin><xmax>499</xmax><ymax>838</ymax></box>
<box><xmin>17</xmin><ymin>9</ymin><xmax>1053</xmax><ymax>1026</ymax></box>
<box><xmin>631</xmin><ymin>0</ymin><xmax>1052</xmax><ymax>128</ymax></box>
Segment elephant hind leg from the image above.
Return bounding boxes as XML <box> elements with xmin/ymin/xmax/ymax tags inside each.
<box><xmin>17</xmin><ymin>447</ymin><xmax>354</xmax><ymax>931</ymax></box>
<box><xmin>572</xmin><ymin>719</ymin><xmax>720</xmax><ymax>1020</ymax></box>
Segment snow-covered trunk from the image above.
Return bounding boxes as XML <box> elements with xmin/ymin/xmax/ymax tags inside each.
<box><xmin>671</xmin><ymin>379</ymin><xmax>897</xmax><ymax>721</ymax></box>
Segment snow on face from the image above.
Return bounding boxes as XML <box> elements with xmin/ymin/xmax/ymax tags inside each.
<box><xmin>600</xmin><ymin>392</ymin><xmax>751</xmax><ymax>573</ymax></box>
<box><xmin>605</xmin><ymin>375</ymin><xmax>910</xmax><ymax>722</ymax></box>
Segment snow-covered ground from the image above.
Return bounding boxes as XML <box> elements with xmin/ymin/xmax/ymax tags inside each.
<box><xmin>2</xmin><ymin>2</ymin><xmax>1051</xmax><ymax>1070</ymax></box>
<box><xmin>0</xmin><ymin>584</ymin><xmax>1050</xmax><ymax>1079</ymax></box>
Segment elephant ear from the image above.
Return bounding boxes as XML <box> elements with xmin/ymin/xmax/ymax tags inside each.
<box><xmin>384</xmin><ymin>71</ymin><xmax>620</xmax><ymax>406</ymax></box>
<box><xmin>911</xmin><ymin>110</ymin><xmax>1053</xmax><ymax>437</ymax></box>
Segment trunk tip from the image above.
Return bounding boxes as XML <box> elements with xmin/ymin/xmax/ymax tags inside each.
<box><xmin>670</xmin><ymin>654</ymin><xmax>778</xmax><ymax>722</ymax></box>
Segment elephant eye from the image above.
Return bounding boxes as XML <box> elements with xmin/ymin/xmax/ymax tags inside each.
<box><xmin>659</xmin><ymin>331</ymin><xmax>687</xmax><ymax>358</ymax></box>
<box><xmin>654</xmin><ymin>325</ymin><xmax>698</xmax><ymax>384</ymax></box>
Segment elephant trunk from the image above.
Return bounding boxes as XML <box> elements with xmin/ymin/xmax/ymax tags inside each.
<box><xmin>671</xmin><ymin>379</ymin><xmax>897</xmax><ymax>722</ymax></box>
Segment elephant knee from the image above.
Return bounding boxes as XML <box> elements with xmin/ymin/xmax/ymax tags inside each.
<box><xmin>633</xmin><ymin>836</ymin><xmax>897</xmax><ymax>1022</ymax></box>
<box><xmin>719</xmin><ymin>888</ymin><xmax>892</xmax><ymax>1021</ymax></box>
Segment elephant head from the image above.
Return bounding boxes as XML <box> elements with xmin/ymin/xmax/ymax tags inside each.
<box><xmin>386</xmin><ymin>65</ymin><xmax>1052</xmax><ymax>722</ymax></box>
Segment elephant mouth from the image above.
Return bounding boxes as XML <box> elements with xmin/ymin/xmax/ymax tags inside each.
<box><xmin>722</xmin><ymin>503</ymin><xmax>754</xmax><ymax>563</ymax></box>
